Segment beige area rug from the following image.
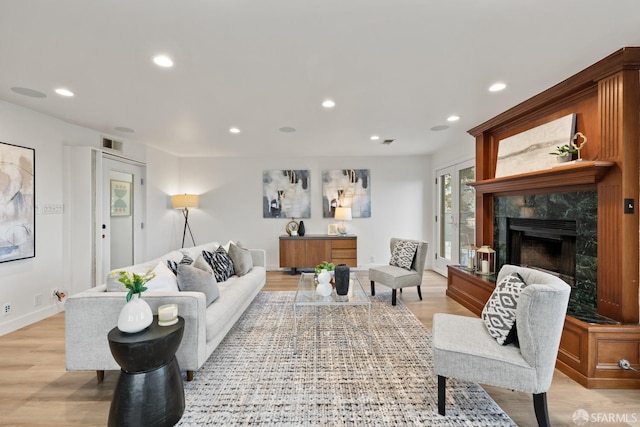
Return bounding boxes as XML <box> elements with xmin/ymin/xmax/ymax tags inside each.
<box><xmin>178</xmin><ymin>291</ymin><xmax>515</xmax><ymax>426</ymax></box>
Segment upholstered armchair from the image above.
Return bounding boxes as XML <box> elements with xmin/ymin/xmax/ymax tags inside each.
<box><xmin>432</xmin><ymin>264</ymin><xmax>571</xmax><ymax>427</ymax></box>
<box><xmin>369</xmin><ymin>238</ymin><xmax>429</xmax><ymax>305</ymax></box>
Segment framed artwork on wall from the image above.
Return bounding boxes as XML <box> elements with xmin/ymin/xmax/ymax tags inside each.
<box><xmin>262</xmin><ymin>169</ymin><xmax>311</xmax><ymax>218</ymax></box>
<box><xmin>0</xmin><ymin>141</ymin><xmax>35</xmax><ymax>263</ymax></box>
<box><xmin>322</xmin><ymin>169</ymin><xmax>371</xmax><ymax>218</ymax></box>
<box><xmin>110</xmin><ymin>180</ymin><xmax>131</xmax><ymax>216</ymax></box>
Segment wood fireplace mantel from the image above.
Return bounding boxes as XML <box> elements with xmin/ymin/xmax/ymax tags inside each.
<box><xmin>469</xmin><ymin>160</ymin><xmax>614</xmax><ymax>195</ymax></box>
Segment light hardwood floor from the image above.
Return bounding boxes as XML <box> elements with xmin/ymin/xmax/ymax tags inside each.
<box><xmin>0</xmin><ymin>270</ymin><xmax>638</xmax><ymax>426</ymax></box>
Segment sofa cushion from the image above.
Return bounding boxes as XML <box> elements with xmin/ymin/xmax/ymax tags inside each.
<box><xmin>228</xmin><ymin>242</ymin><xmax>253</xmax><ymax>276</ymax></box>
<box><xmin>177</xmin><ymin>264</ymin><xmax>220</xmax><ymax>306</ymax></box>
<box><xmin>482</xmin><ymin>272</ymin><xmax>527</xmax><ymax>345</ymax></box>
<box><xmin>389</xmin><ymin>240</ymin><xmax>418</xmax><ymax>270</ymax></box>
<box><xmin>203</xmin><ymin>246</ymin><xmax>235</xmax><ymax>282</ymax></box>
<box><xmin>167</xmin><ymin>254</ymin><xmax>194</xmax><ymax>275</ymax></box>
<box><xmin>145</xmin><ymin>261</ymin><xmax>180</xmax><ymax>292</ymax></box>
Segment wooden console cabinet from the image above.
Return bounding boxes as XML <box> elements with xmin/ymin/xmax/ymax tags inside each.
<box><xmin>279</xmin><ymin>235</ymin><xmax>357</xmax><ymax>273</ymax></box>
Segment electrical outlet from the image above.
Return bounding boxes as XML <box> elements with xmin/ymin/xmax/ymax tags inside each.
<box><xmin>34</xmin><ymin>294</ymin><xmax>42</xmax><ymax>307</ymax></box>
<box><xmin>3</xmin><ymin>303</ymin><xmax>10</xmax><ymax>316</ymax></box>
<box><xmin>369</xmin><ymin>256</ymin><xmax>375</xmax><ymax>263</ymax></box>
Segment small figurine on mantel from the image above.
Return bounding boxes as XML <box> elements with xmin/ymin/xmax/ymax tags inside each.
<box><xmin>571</xmin><ymin>132</ymin><xmax>587</xmax><ymax>161</ymax></box>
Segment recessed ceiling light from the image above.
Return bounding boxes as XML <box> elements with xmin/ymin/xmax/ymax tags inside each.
<box><xmin>55</xmin><ymin>88</ymin><xmax>74</xmax><ymax>97</ymax></box>
<box><xmin>322</xmin><ymin>99</ymin><xmax>335</xmax><ymax>108</ymax></box>
<box><xmin>114</xmin><ymin>126</ymin><xmax>135</xmax><ymax>133</ymax></box>
<box><xmin>489</xmin><ymin>82</ymin><xmax>507</xmax><ymax>92</ymax></box>
<box><xmin>279</xmin><ymin>127</ymin><xmax>296</xmax><ymax>133</ymax></box>
<box><xmin>447</xmin><ymin>115</ymin><xmax>460</xmax><ymax>122</ymax></box>
<box><xmin>11</xmin><ymin>87</ymin><xmax>47</xmax><ymax>98</ymax></box>
<box><xmin>229</xmin><ymin>127</ymin><xmax>240</xmax><ymax>134</ymax></box>
<box><xmin>153</xmin><ymin>55</ymin><xmax>174</xmax><ymax>68</ymax></box>
<box><xmin>370</xmin><ymin>135</ymin><xmax>380</xmax><ymax>141</ymax></box>
<box><xmin>430</xmin><ymin>125</ymin><xmax>449</xmax><ymax>132</ymax></box>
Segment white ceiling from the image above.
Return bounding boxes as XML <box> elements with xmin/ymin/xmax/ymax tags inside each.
<box><xmin>1</xmin><ymin>1</ymin><xmax>640</xmax><ymax>158</ymax></box>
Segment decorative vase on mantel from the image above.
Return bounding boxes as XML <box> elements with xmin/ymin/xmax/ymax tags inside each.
<box><xmin>298</xmin><ymin>220</ymin><xmax>306</xmax><ymax>237</ymax></box>
<box><xmin>334</xmin><ymin>264</ymin><xmax>350</xmax><ymax>296</ymax></box>
<box><xmin>316</xmin><ymin>269</ymin><xmax>333</xmax><ymax>297</ymax></box>
<box><xmin>117</xmin><ymin>294</ymin><xmax>153</xmax><ymax>333</ymax></box>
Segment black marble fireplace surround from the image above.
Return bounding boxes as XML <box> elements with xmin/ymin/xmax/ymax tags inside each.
<box><xmin>493</xmin><ymin>191</ymin><xmax>615</xmax><ymax>324</ymax></box>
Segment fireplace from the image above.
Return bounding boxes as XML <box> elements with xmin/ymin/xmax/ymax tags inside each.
<box><xmin>493</xmin><ymin>191</ymin><xmax>598</xmax><ymax>311</ymax></box>
<box><xmin>507</xmin><ymin>218</ymin><xmax>576</xmax><ymax>286</ymax></box>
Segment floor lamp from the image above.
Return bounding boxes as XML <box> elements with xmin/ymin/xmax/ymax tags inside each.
<box><xmin>172</xmin><ymin>194</ymin><xmax>199</xmax><ymax>248</ymax></box>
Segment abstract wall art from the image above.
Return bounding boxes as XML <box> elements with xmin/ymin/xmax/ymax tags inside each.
<box><xmin>0</xmin><ymin>141</ymin><xmax>35</xmax><ymax>263</ymax></box>
<box><xmin>262</xmin><ymin>169</ymin><xmax>311</xmax><ymax>218</ymax></box>
<box><xmin>494</xmin><ymin>113</ymin><xmax>576</xmax><ymax>178</ymax></box>
<box><xmin>110</xmin><ymin>180</ymin><xmax>131</xmax><ymax>216</ymax></box>
<box><xmin>322</xmin><ymin>169</ymin><xmax>371</xmax><ymax>218</ymax></box>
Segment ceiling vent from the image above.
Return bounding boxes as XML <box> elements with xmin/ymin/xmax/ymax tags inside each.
<box><xmin>102</xmin><ymin>137</ymin><xmax>123</xmax><ymax>152</ymax></box>
<box><xmin>382</xmin><ymin>139</ymin><xmax>395</xmax><ymax>145</ymax></box>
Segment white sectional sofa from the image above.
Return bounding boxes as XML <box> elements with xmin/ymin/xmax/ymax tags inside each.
<box><xmin>65</xmin><ymin>242</ymin><xmax>266</xmax><ymax>381</ymax></box>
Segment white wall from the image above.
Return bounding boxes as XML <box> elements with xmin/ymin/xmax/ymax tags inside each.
<box><xmin>0</xmin><ymin>101</ymin><xmax>181</xmax><ymax>335</ymax></box>
<box><xmin>178</xmin><ymin>156</ymin><xmax>433</xmax><ymax>270</ymax></box>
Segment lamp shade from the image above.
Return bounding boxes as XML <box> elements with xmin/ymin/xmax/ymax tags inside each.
<box><xmin>172</xmin><ymin>194</ymin><xmax>199</xmax><ymax>209</ymax></box>
<box><xmin>334</xmin><ymin>207</ymin><xmax>352</xmax><ymax>221</ymax></box>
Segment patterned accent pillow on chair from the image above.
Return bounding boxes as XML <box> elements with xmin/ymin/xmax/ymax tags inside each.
<box><xmin>482</xmin><ymin>272</ymin><xmax>528</xmax><ymax>345</ymax></box>
<box><xmin>203</xmin><ymin>246</ymin><xmax>235</xmax><ymax>282</ymax></box>
<box><xmin>389</xmin><ymin>240</ymin><xmax>419</xmax><ymax>270</ymax></box>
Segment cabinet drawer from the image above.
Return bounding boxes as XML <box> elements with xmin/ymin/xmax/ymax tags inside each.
<box><xmin>332</xmin><ymin>239</ymin><xmax>356</xmax><ymax>249</ymax></box>
<box><xmin>333</xmin><ymin>258</ymin><xmax>357</xmax><ymax>267</ymax></box>
<box><xmin>332</xmin><ymin>249</ymin><xmax>356</xmax><ymax>259</ymax></box>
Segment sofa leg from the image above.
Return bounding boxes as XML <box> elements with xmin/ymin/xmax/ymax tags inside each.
<box><xmin>96</xmin><ymin>370</ymin><xmax>104</xmax><ymax>383</ymax></box>
<box><xmin>438</xmin><ymin>375</ymin><xmax>446</xmax><ymax>416</ymax></box>
<box><xmin>417</xmin><ymin>285</ymin><xmax>422</xmax><ymax>300</ymax></box>
<box><xmin>533</xmin><ymin>392</ymin><xmax>550</xmax><ymax>427</ymax></box>
<box><xmin>186</xmin><ymin>370</ymin><xmax>194</xmax><ymax>381</ymax></box>
<box><xmin>392</xmin><ymin>289</ymin><xmax>397</xmax><ymax>306</ymax></box>
<box><xmin>370</xmin><ymin>281</ymin><xmax>375</xmax><ymax>296</ymax></box>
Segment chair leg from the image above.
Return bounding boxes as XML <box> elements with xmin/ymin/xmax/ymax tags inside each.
<box><xmin>96</xmin><ymin>370</ymin><xmax>104</xmax><ymax>383</ymax></box>
<box><xmin>399</xmin><ymin>288</ymin><xmax>403</xmax><ymax>293</ymax></box>
<box><xmin>417</xmin><ymin>285</ymin><xmax>422</xmax><ymax>300</ymax></box>
<box><xmin>533</xmin><ymin>392</ymin><xmax>550</xmax><ymax>427</ymax></box>
<box><xmin>370</xmin><ymin>281</ymin><xmax>375</xmax><ymax>296</ymax></box>
<box><xmin>392</xmin><ymin>289</ymin><xmax>397</xmax><ymax>305</ymax></box>
<box><xmin>438</xmin><ymin>375</ymin><xmax>446</xmax><ymax>416</ymax></box>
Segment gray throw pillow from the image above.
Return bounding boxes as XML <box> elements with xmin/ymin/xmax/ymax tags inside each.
<box><xmin>482</xmin><ymin>272</ymin><xmax>527</xmax><ymax>345</ymax></box>
<box><xmin>177</xmin><ymin>264</ymin><xmax>220</xmax><ymax>306</ymax></box>
<box><xmin>389</xmin><ymin>240</ymin><xmax>418</xmax><ymax>270</ymax></box>
<box><xmin>192</xmin><ymin>254</ymin><xmax>213</xmax><ymax>274</ymax></box>
<box><xmin>228</xmin><ymin>242</ymin><xmax>253</xmax><ymax>276</ymax></box>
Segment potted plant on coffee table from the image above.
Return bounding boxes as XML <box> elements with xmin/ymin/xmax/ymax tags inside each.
<box><xmin>314</xmin><ymin>261</ymin><xmax>335</xmax><ymax>278</ymax></box>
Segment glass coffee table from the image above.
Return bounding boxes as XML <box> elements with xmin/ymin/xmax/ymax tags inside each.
<box><xmin>292</xmin><ymin>272</ymin><xmax>372</xmax><ymax>354</ymax></box>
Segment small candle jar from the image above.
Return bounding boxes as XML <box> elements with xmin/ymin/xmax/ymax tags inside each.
<box><xmin>475</xmin><ymin>245</ymin><xmax>496</xmax><ymax>276</ymax></box>
<box><xmin>158</xmin><ymin>304</ymin><xmax>178</xmax><ymax>326</ymax></box>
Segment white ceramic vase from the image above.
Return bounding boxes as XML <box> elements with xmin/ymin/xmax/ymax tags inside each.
<box><xmin>117</xmin><ymin>294</ymin><xmax>153</xmax><ymax>333</ymax></box>
<box><xmin>316</xmin><ymin>269</ymin><xmax>333</xmax><ymax>297</ymax></box>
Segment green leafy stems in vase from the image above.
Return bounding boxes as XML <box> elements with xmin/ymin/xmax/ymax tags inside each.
<box><xmin>314</xmin><ymin>261</ymin><xmax>335</xmax><ymax>277</ymax></box>
<box><xmin>113</xmin><ymin>270</ymin><xmax>156</xmax><ymax>302</ymax></box>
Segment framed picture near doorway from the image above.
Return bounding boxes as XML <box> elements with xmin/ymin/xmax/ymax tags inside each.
<box><xmin>110</xmin><ymin>179</ymin><xmax>131</xmax><ymax>216</ymax></box>
<box><xmin>0</xmin><ymin>141</ymin><xmax>35</xmax><ymax>263</ymax></box>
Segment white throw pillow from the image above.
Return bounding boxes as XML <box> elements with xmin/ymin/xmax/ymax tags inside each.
<box><xmin>145</xmin><ymin>261</ymin><xmax>180</xmax><ymax>292</ymax></box>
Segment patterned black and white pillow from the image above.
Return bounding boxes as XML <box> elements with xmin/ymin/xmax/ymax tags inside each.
<box><xmin>482</xmin><ymin>272</ymin><xmax>528</xmax><ymax>345</ymax></box>
<box><xmin>203</xmin><ymin>246</ymin><xmax>235</xmax><ymax>282</ymax></box>
<box><xmin>167</xmin><ymin>254</ymin><xmax>194</xmax><ymax>275</ymax></box>
<box><xmin>389</xmin><ymin>240</ymin><xmax>419</xmax><ymax>270</ymax></box>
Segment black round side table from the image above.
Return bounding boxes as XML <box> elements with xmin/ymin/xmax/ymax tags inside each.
<box><xmin>107</xmin><ymin>316</ymin><xmax>185</xmax><ymax>427</ymax></box>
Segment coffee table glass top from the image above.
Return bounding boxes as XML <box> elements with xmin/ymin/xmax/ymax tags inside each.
<box><xmin>294</xmin><ymin>272</ymin><xmax>369</xmax><ymax>306</ymax></box>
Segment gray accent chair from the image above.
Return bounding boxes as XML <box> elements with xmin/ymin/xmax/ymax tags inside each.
<box><xmin>369</xmin><ymin>238</ymin><xmax>429</xmax><ymax>305</ymax></box>
<box><xmin>432</xmin><ymin>264</ymin><xmax>571</xmax><ymax>427</ymax></box>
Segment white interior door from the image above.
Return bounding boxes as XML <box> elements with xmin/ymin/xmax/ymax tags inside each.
<box><xmin>433</xmin><ymin>160</ymin><xmax>475</xmax><ymax>276</ymax></box>
<box><xmin>101</xmin><ymin>156</ymin><xmax>146</xmax><ymax>277</ymax></box>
